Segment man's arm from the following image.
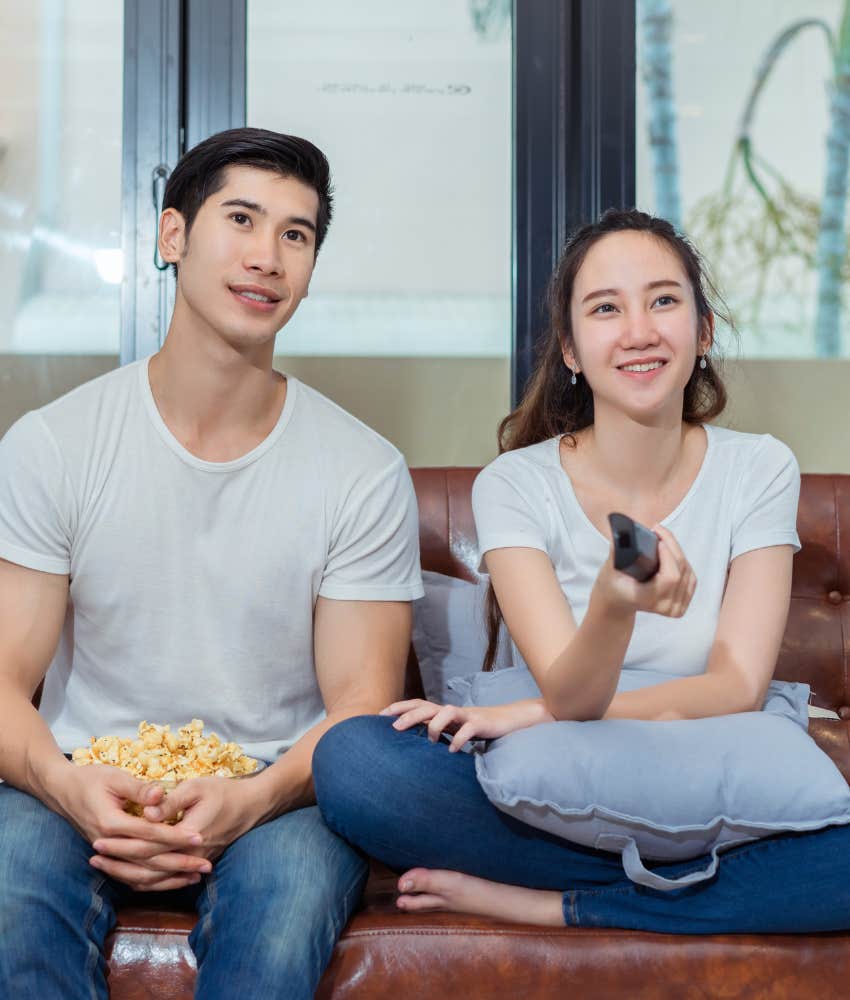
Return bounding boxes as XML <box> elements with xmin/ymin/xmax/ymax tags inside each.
<box><xmin>252</xmin><ymin>596</ymin><xmax>411</xmax><ymax>820</ymax></box>
<box><xmin>134</xmin><ymin>597</ymin><xmax>411</xmax><ymax>856</ymax></box>
<box><xmin>0</xmin><ymin>558</ymin><xmax>70</xmax><ymax>800</ymax></box>
<box><xmin>0</xmin><ymin>557</ymin><xmax>213</xmax><ymax>890</ymax></box>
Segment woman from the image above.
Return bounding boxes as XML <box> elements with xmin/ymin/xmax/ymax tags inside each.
<box><xmin>312</xmin><ymin>209</ymin><xmax>850</xmax><ymax>933</ymax></box>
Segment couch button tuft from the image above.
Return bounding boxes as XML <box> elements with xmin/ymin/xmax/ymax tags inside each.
<box><xmin>827</xmin><ymin>590</ymin><xmax>843</xmax><ymax>605</ymax></box>
<box><xmin>839</xmin><ymin>706</ymin><xmax>850</xmax><ymax>721</ymax></box>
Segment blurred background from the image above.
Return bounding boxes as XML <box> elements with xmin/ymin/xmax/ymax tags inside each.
<box><xmin>1</xmin><ymin>0</ymin><xmax>848</xmax><ymax>469</ymax></box>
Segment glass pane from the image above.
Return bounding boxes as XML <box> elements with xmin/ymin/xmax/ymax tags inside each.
<box><xmin>0</xmin><ymin>0</ymin><xmax>123</xmax><ymax>434</ymax></box>
<box><xmin>247</xmin><ymin>0</ymin><xmax>511</xmax><ymax>359</ymax></box>
<box><xmin>245</xmin><ymin>1</ymin><xmax>512</xmax><ymax>466</ymax></box>
<box><xmin>636</xmin><ymin>0</ymin><xmax>846</xmax><ymax>359</ymax></box>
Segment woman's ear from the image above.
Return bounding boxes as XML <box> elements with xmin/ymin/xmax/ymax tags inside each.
<box><xmin>561</xmin><ymin>340</ymin><xmax>580</xmax><ymax>376</ymax></box>
<box><xmin>698</xmin><ymin>314</ymin><xmax>715</xmax><ymax>357</ymax></box>
<box><xmin>158</xmin><ymin>208</ymin><xmax>187</xmax><ymax>265</ymax></box>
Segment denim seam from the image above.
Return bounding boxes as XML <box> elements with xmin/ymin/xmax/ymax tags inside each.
<box><xmin>340</xmin><ymin>865</ymin><xmax>369</xmax><ymax>922</ymax></box>
<box><xmin>194</xmin><ymin>867</ymin><xmax>218</xmax><ymax>968</ymax></box>
<box><xmin>83</xmin><ymin>874</ymin><xmax>109</xmax><ymax>1000</ymax></box>
<box><xmin>564</xmin><ymin>890</ymin><xmax>578</xmax><ymax>927</ymax></box>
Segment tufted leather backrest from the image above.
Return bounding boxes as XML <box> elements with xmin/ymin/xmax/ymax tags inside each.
<box><xmin>777</xmin><ymin>475</ymin><xmax>850</xmax><ymax>715</ymax></box>
<box><xmin>411</xmin><ymin>469</ymin><xmax>850</xmax><ymax>717</ymax></box>
<box><xmin>411</xmin><ymin>468</ymin><xmax>481</xmax><ymax>583</ymax></box>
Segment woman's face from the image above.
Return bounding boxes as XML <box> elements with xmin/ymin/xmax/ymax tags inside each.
<box><xmin>566</xmin><ymin>230</ymin><xmax>712</xmax><ymax>423</ymax></box>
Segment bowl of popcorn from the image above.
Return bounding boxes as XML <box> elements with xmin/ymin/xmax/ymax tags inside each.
<box><xmin>71</xmin><ymin>719</ymin><xmax>262</xmax><ymax>817</ymax></box>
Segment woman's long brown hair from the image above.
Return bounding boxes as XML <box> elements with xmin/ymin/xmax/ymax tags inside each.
<box><xmin>482</xmin><ymin>209</ymin><xmax>730</xmax><ymax>670</ymax></box>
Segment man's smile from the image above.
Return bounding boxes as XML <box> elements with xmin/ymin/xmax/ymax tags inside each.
<box><xmin>229</xmin><ymin>283</ymin><xmax>283</xmax><ymax>312</ymax></box>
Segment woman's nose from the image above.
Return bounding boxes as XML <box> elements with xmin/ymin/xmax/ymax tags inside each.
<box><xmin>620</xmin><ymin>309</ymin><xmax>660</xmax><ymax>348</ymax></box>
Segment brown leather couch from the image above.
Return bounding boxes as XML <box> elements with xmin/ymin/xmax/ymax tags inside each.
<box><xmin>104</xmin><ymin>468</ymin><xmax>850</xmax><ymax>998</ymax></box>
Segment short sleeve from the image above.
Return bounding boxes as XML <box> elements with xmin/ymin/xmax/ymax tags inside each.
<box><xmin>319</xmin><ymin>456</ymin><xmax>423</xmax><ymax>601</ymax></box>
<box><xmin>731</xmin><ymin>435</ymin><xmax>801</xmax><ymax>561</ymax></box>
<box><xmin>0</xmin><ymin>412</ymin><xmax>75</xmax><ymax>575</ymax></box>
<box><xmin>472</xmin><ymin>458</ymin><xmax>549</xmax><ymax>562</ymax></box>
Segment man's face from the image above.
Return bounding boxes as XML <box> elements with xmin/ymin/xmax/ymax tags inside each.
<box><xmin>162</xmin><ymin>164</ymin><xmax>320</xmax><ymax>351</ymax></box>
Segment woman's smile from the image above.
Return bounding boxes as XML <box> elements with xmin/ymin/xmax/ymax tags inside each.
<box><xmin>616</xmin><ymin>357</ymin><xmax>668</xmax><ymax>378</ymax></box>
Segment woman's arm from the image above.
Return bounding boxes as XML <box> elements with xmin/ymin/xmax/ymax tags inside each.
<box><xmin>605</xmin><ymin>545</ymin><xmax>794</xmax><ymax>720</ymax></box>
<box><xmin>486</xmin><ymin>526</ymin><xmax>696</xmax><ymax>721</ymax></box>
<box><xmin>485</xmin><ymin>548</ymin><xmax>633</xmax><ymax>720</ymax></box>
<box><xmin>385</xmin><ymin>545</ymin><xmax>633</xmax><ymax>739</ymax></box>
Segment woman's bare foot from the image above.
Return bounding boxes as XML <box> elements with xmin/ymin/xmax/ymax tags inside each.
<box><xmin>395</xmin><ymin>868</ymin><xmax>563</xmax><ymax>926</ymax></box>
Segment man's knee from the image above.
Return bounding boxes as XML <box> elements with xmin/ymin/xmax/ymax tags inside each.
<box><xmin>0</xmin><ymin>785</ymin><xmax>97</xmax><ymax>946</ymax></box>
<box><xmin>194</xmin><ymin>812</ymin><xmax>367</xmax><ymax>1000</ymax></box>
<box><xmin>0</xmin><ymin>785</ymin><xmax>88</xmax><ymax>883</ymax></box>
<box><xmin>202</xmin><ymin>806</ymin><xmax>367</xmax><ymax>958</ymax></box>
<box><xmin>220</xmin><ymin>806</ymin><xmax>365</xmax><ymax>896</ymax></box>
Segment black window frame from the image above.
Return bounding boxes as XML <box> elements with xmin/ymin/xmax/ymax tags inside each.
<box><xmin>121</xmin><ymin>0</ymin><xmax>246</xmax><ymax>364</ymax></box>
<box><xmin>513</xmin><ymin>0</ymin><xmax>635</xmax><ymax>405</ymax></box>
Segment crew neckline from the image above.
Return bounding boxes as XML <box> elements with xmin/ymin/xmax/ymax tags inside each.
<box><xmin>139</xmin><ymin>357</ymin><xmax>297</xmax><ymax>473</ymax></box>
<box><xmin>550</xmin><ymin>424</ymin><xmax>715</xmax><ymax>545</ymax></box>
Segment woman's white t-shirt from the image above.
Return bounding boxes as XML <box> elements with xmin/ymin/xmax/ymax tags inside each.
<box><xmin>471</xmin><ymin>425</ymin><xmax>801</xmax><ymax>679</ymax></box>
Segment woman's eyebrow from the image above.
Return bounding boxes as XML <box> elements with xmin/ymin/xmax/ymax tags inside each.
<box><xmin>646</xmin><ymin>279</ymin><xmax>682</xmax><ymax>290</ymax></box>
<box><xmin>582</xmin><ymin>287</ymin><xmax>619</xmax><ymax>305</ymax></box>
<box><xmin>581</xmin><ymin>279</ymin><xmax>682</xmax><ymax>305</ymax></box>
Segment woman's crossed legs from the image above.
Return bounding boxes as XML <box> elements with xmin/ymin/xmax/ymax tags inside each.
<box><xmin>313</xmin><ymin>714</ymin><xmax>850</xmax><ymax>934</ymax></box>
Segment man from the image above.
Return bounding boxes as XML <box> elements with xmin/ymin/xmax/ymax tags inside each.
<box><xmin>0</xmin><ymin>128</ymin><xmax>422</xmax><ymax>998</ymax></box>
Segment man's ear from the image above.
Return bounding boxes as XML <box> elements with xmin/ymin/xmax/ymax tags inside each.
<box><xmin>158</xmin><ymin>207</ymin><xmax>187</xmax><ymax>265</ymax></box>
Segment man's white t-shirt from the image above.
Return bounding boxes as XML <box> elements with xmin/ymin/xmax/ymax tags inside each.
<box><xmin>472</xmin><ymin>425</ymin><xmax>800</xmax><ymax>679</ymax></box>
<box><xmin>0</xmin><ymin>360</ymin><xmax>423</xmax><ymax>759</ymax></box>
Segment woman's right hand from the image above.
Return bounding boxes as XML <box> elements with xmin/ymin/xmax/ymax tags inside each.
<box><xmin>593</xmin><ymin>523</ymin><xmax>697</xmax><ymax>620</ymax></box>
<box><xmin>380</xmin><ymin>698</ymin><xmax>553</xmax><ymax>752</ymax></box>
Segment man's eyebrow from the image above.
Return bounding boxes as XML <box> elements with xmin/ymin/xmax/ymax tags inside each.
<box><xmin>220</xmin><ymin>198</ymin><xmax>266</xmax><ymax>215</ymax></box>
<box><xmin>286</xmin><ymin>216</ymin><xmax>317</xmax><ymax>234</ymax></box>
<box><xmin>219</xmin><ymin>198</ymin><xmax>317</xmax><ymax>234</ymax></box>
<box><xmin>581</xmin><ymin>279</ymin><xmax>682</xmax><ymax>305</ymax></box>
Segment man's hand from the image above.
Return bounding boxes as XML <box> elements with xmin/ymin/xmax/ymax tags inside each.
<box><xmin>55</xmin><ymin>763</ymin><xmax>212</xmax><ymax>892</ymax></box>
<box><xmin>90</xmin><ymin>774</ymin><xmax>262</xmax><ymax>889</ymax></box>
<box><xmin>143</xmin><ymin>774</ymin><xmax>260</xmax><ymax>859</ymax></box>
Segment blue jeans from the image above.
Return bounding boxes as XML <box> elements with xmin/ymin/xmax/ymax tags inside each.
<box><xmin>0</xmin><ymin>784</ymin><xmax>367</xmax><ymax>999</ymax></box>
<box><xmin>313</xmin><ymin>715</ymin><xmax>850</xmax><ymax>934</ymax></box>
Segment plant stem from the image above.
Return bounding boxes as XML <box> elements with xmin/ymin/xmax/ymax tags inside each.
<box><xmin>815</xmin><ymin>0</ymin><xmax>850</xmax><ymax>356</ymax></box>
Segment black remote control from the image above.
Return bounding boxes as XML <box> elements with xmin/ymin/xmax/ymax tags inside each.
<box><xmin>607</xmin><ymin>512</ymin><xmax>660</xmax><ymax>582</ymax></box>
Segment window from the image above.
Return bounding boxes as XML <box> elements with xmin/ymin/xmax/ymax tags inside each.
<box><xmin>636</xmin><ymin>0</ymin><xmax>848</xmax><ymax>359</ymax></box>
<box><xmin>0</xmin><ymin>1</ymin><xmax>124</xmax><ymax>433</ymax></box>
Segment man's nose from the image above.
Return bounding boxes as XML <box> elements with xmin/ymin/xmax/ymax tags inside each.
<box><xmin>244</xmin><ymin>234</ymin><xmax>283</xmax><ymax>276</ymax></box>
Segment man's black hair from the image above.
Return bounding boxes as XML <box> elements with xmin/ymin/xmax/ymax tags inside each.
<box><xmin>161</xmin><ymin>127</ymin><xmax>333</xmax><ymax>266</ymax></box>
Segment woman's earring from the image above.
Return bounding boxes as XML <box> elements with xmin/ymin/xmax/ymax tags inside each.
<box><xmin>699</xmin><ymin>354</ymin><xmax>708</xmax><ymax>370</ymax></box>
<box><xmin>570</xmin><ymin>370</ymin><xmax>577</xmax><ymax>386</ymax></box>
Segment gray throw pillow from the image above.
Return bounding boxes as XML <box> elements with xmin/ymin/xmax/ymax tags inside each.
<box><xmin>412</xmin><ymin>571</ymin><xmax>512</xmax><ymax>704</ymax></box>
<box><xmin>448</xmin><ymin>666</ymin><xmax>850</xmax><ymax>891</ymax></box>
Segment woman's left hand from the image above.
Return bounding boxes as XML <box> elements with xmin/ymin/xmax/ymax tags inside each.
<box><xmin>380</xmin><ymin>698</ymin><xmax>552</xmax><ymax>752</ymax></box>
